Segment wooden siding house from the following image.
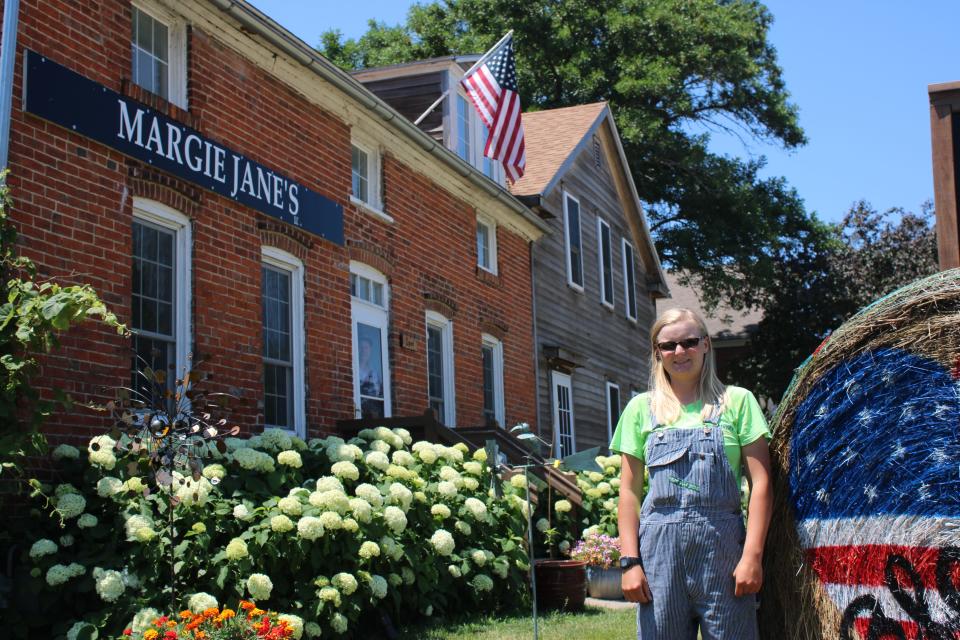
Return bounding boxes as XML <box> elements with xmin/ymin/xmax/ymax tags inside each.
<box><xmin>510</xmin><ymin>104</ymin><xmax>668</xmax><ymax>455</ymax></box>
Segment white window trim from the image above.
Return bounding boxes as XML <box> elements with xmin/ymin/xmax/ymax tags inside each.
<box><xmin>350</xmin><ymin>136</ymin><xmax>388</xmax><ymax>219</ymax></box>
<box><xmin>132</xmin><ymin>197</ymin><xmax>191</xmax><ymax>386</ymax></box>
<box><xmin>350</xmin><ymin>262</ymin><xmax>392</xmax><ymax>419</ymax></box>
<box><xmin>622</xmin><ymin>238</ymin><xmax>638</xmax><ymax>323</ymax></box>
<box><xmin>131</xmin><ymin>0</ymin><xmax>188</xmax><ymax>109</ymax></box>
<box><xmin>605</xmin><ymin>381</ymin><xmax>621</xmax><ymax>443</ymax></box>
<box><xmin>476</xmin><ymin>214</ymin><xmax>498</xmax><ymax>275</ymax></box>
<box><xmin>597</xmin><ymin>217</ymin><xmax>614</xmax><ymax>309</ymax></box>
<box><xmin>448</xmin><ymin>83</ymin><xmax>505</xmax><ymax>187</ymax></box>
<box><xmin>481</xmin><ymin>333</ymin><xmax>505</xmax><ymax>426</ymax></box>
<box><xmin>552</xmin><ymin>371</ymin><xmax>575</xmax><ymax>458</ymax></box>
<box><xmin>563</xmin><ymin>191</ymin><xmax>584</xmax><ymax>292</ymax></box>
<box><xmin>262</xmin><ymin>246</ymin><xmax>306</xmax><ymax>437</ymax></box>
<box><xmin>426</xmin><ymin>310</ymin><xmax>456</xmax><ymax>426</ymax></box>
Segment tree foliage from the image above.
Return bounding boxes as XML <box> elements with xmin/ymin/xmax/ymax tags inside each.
<box><xmin>320</xmin><ymin>0</ymin><xmax>819</xmax><ymax>308</ymax></box>
<box><xmin>728</xmin><ymin>202</ymin><xmax>940</xmax><ymax>402</ymax></box>
<box><xmin>0</xmin><ymin>181</ymin><xmax>125</xmax><ymax>479</ymax></box>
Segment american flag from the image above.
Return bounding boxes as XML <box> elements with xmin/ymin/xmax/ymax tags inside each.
<box><xmin>460</xmin><ymin>33</ymin><xmax>525</xmax><ymax>183</ymax></box>
<box><xmin>789</xmin><ymin>347</ymin><xmax>960</xmax><ymax>639</ymax></box>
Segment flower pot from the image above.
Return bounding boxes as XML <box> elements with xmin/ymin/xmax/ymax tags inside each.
<box><xmin>586</xmin><ymin>565</ymin><xmax>624</xmax><ymax>600</ymax></box>
<box><xmin>533</xmin><ymin>559</ymin><xmax>587</xmax><ymax>612</ymax></box>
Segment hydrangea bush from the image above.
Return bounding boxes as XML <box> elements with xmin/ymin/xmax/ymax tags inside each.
<box><xmin>13</xmin><ymin>428</ymin><xmax>532</xmax><ymax>638</ymax></box>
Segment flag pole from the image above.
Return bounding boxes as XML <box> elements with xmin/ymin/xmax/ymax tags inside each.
<box><xmin>411</xmin><ymin>30</ymin><xmax>514</xmax><ymax>127</ymax></box>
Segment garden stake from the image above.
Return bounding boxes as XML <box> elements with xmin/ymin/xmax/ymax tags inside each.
<box><xmin>524</xmin><ymin>462</ymin><xmax>540</xmax><ymax>640</ymax></box>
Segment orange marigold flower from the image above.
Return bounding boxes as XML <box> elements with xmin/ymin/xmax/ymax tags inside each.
<box><xmin>167</xmin><ymin>621</ymin><xmax>178</xmax><ymax>628</ymax></box>
<box><xmin>143</xmin><ymin>631</ymin><xmax>159</xmax><ymax>640</ymax></box>
<box><xmin>250</xmin><ymin>608</ymin><xmax>265</xmax><ymax>617</ymax></box>
<box><xmin>239</xmin><ymin>600</ymin><xmax>255</xmax><ymax>611</ymax></box>
<box><xmin>203</xmin><ymin>607</ymin><xmax>219</xmax><ymax>617</ymax></box>
<box><xmin>186</xmin><ymin>619</ymin><xmax>203</xmax><ymax>631</ymax></box>
<box><xmin>220</xmin><ymin>609</ymin><xmax>236</xmax><ymax>619</ymax></box>
<box><xmin>194</xmin><ymin>632</ymin><xmax>207</xmax><ymax>640</ymax></box>
<box><xmin>179</xmin><ymin>611</ymin><xmax>193</xmax><ymax>620</ymax></box>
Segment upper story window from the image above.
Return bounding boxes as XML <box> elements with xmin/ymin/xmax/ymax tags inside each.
<box><xmin>350</xmin><ymin>137</ymin><xmax>387</xmax><ymax>219</ymax></box>
<box><xmin>261</xmin><ymin>248</ymin><xmax>306</xmax><ymax>436</ymax></box>
<box><xmin>476</xmin><ymin>215</ymin><xmax>498</xmax><ymax>274</ymax></box>
<box><xmin>563</xmin><ymin>192</ymin><xmax>584</xmax><ymax>291</ymax></box>
<box><xmin>481</xmin><ymin>334</ymin><xmax>505</xmax><ymax>427</ymax></box>
<box><xmin>450</xmin><ymin>89</ymin><xmax>503</xmax><ymax>186</ymax></box>
<box><xmin>457</xmin><ymin>95</ymin><xmax>472</xmax><ymax>162</ymax></box>
<box><xmin>597</xmin><ymin>217</ymin><xmax>614</xmax><ymax>308</ymax></box>
<box><xmin>131</xmin><ymin>3</ymin><xmax>187</xmax><ymax>108</ymax></box>
<box><xmin>622</xmin><ymin>239</ymin><xmax>638</xmax><ymax>322</ymax></box>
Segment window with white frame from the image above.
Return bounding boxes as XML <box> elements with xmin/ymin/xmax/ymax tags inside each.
<box><xmin>481</xmin><ymin>334</ymin><xmax>505</xmax><ymax>426</ymax></box>
<box><xmin>552</xmin><ymin>371</ymin><xmax>575</xmax><ymax>457</ymax></box>
<box><xmin>451</xmin><ymin>90</ymin><xmax>503</xmax><ymax>185</ymax></box>
<box><xmin>476</xmin><ymin>215</ymin><xmax>498</xmax><ymax>274</ymax></box>
<box><xmin>606</xmin><ymin>382</ymin><xmax>621</xmax><ymax>443</ymax></box>
<box><xmin>131</xmin><ymin>198</ymin><xmax>190</xmax><ymax>402</ymax></box>
<box><xmin>131</xmin><ymin>3</ymin><xmax>187</xmax><ymax>108</ymax></box>
<box><xmin>457</xmin><ymin>95</ymin><xmax>472</xmax><ymax>162</ymax></box>
<box><xmin>622</xmin><ymin>239</ymin><xmax>638</xmax><ymax>321</ymax></box>
<box><xmin>261</xmin><ymin>248</ymin><xmax>305</xmax><ymax>436</ymax></box>
<box><xmin>426</xmin><ymin>311</ymin><xmax>455</xmax><ymax>426</ymax></box>
<box><xmin>351</xmin><ymin>263</ymin><xmax>391</xmax><ymax>419</ymax></box>
<box><xmin>563</xmin><ymin>192</ymin><xmax>584</xmax><ymax>290</ymax></box>
<box><xmin>597</xmin><ymin>218</ymin><xmax>614</xmax><ymax>308</ymax></box>
<box><xmin>351</xmin><ymin>139</ymin><xmax>383</xmax><ymax>213</ymax></box>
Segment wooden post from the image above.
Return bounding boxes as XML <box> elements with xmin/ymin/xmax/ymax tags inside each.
<box><xmin>928</xmin><ymin>81</ymin><xmax>960</xmax><ymax>270</ymax></box>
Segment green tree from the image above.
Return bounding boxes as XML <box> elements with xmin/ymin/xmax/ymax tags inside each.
<box><xmin>0</xmin><ymin>181</ymin><xmax>125</xmax><ymax>480</ymax></box>
<box><xmin>728</xmin><ymin>202</ymin><xmax>939</xmax><ymax>402</ymax></box>
<box><xmin>320</xmin><ymin>0</ymin><xmax>818</xmax><ymax>309</ymax></box>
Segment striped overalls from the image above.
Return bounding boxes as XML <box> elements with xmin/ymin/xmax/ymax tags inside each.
<box><xmin>636</xmin><ymin>405</ymin><xmax>759</xmax><ymax>639</ymax></box>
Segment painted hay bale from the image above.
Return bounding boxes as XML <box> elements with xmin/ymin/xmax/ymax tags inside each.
<box><xmin>760</xmin><ymin>269</ymin><xmax>960</xmax><ymax>639</ymax></box>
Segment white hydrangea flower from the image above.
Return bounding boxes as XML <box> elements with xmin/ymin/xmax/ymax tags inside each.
<box><xmin>46</xmin><ymin>562</ymin><xmax>85</xmax><ymax>586</ymax></box>
<box><xmin>56</xmin><ymin>493</ymin><xmax>86</xmax><ymax>519</ymax></box>
<box><xmin>277</xmin><ymin>450</ymin><xmax>303</xmax><ymax>468</ymax></box>
<box><xmin>348</xmin><ymin>498</ymin><xmax>372</xmax><ymax>523</ymax></box>
<box><xmin>463</xmin><ymin>497</ymin><xmax>488</xmax><ymax>520</ymax></box>
<box><xmin>492</xmin><ymin>558</ymin><xmax>510</xmax><ymax>579</ymax></box>
<box><xmin>202</xmin><ymin>464</ymin><xmax>226</xmax><ymax>480</ymax></box>
<box><xmin>588</xmin><ymin>471</ymin><xmax>605</xmax><ymax>483</ymax></box>
<box><xmin>187</xmin><ymin>591</ymin><xmax>218</xmax><ymax>613</ymax></box>
<box><xmin>233</xmin><ymin>504</ymin><xmax>253</xmax><ymax>521</ymax></box>
<box><xmin>431</xmin><ymin>503</ymin><xmax>451</xmax><ymax>519</ymax></box>
<box><xmin>510</xmin><ymin>475</ymin><xmax>528</xmax><ymax>490</ymax></box>
<box><xmin>392</xmin><ymin>428</ymin><xmax>412</xmax><ymax>445</ymax></box>
<box><xmin>358</xmin><ymin>540</ymin><xmax>380</xmax><ymax>559</ymax></box>
<box><xmin>247</xmin><ymin>573</ymin><xmax>273</xmax><ymax>600</ymax></box>
<box><xmin>319</xmin><ymin>586</ymin><xmax>341</xmax><ymax>607</ymax></box>
<box><xmin>51</xmin><ymin>444</ymin><xmax>80</xmax><ymax>461</ymax></box>
<box><xmin>388</xmin><ymin>483</ymin><xmax>413</xmax><ymax>511</ymax></box>
<box><xmin>29</xmin><ymin>539</ymin><xmax>57</xmax><ymax>560</ymax></box>
<box><xmin>414</xmin><ymin>490</ymin><xmax>427</xmax><ymax>502</ymax></box>
<box><xmin>233</xmin><ymin>447</ymin><xmax>275</xmax><ymax>472</ymax></box>
<box><xmin>327</xmin><ymin>442</ymin><xmax>363</xmax><ymax>463</ymax></box>
<box><xmin>417</xmin><ymin>446</ymin><xmax>438</xmax><ymax>465</ymax></box>
<box><xmin>331</xmin><ymin>613</ymin><xmax>348</xmax><ymax>634</ymax></box>
<box><xmin>455</xmin><ymin>520</ymin><xmax>472</xmax><ymax>536</ymax></box>
<box><xmin>131</xmin><ymin>608</ymin><xmax>160</xmax><ymax>634</ymax></box>
<box><xmin>430</xmin><ymin>529</ymin><xmax>455</xmax><ymax>556</ymax></box>
<box><xmin>386</xmin><ymin>464</ymin><xmax>415</xmax><ymax>481</ymax></box>
<box><xmin>380</xmin><ymin>536</ymin><xmax>404</xmax><ymax>561</ymax></box>
<box><xmin>309</xmin><ymin>490</ymin><xmax>350</xmax><ymax>514</ymax></box>
<box><xmin>369</xmin><ymin>574</ymin><xmax>388</xmax><ymax>599</ymax></box>
<box><xmin>260</xmin><ymin>428</ymin><xmax>294</xmax><ymax>452</ymax></box>
<box><xmin>448</xmin><ymin>564</ymin><xmax>462</xmax><ymax>578</ymax></box>
<box><xmin>88</xmin><ymin>435</ymin><xmax>117</xmax><ymax>470</ymax></box>
<box><xmin>439</xmin><ymin>466</ymin><xmax>460</xmax><ymax>482</ymax></box>
<box><xmin>342</xmin><ymin>517</ymin><xmax>359</xmax><ymax>533</ymax></box>
<box><xmin>536</xmin><ymin>518</ymin><xmax>550</xmax><ymax>533</ymax></box>
<box><xmin>391</xmin><ymin>450</ymin><xmax>415</xmax><ymax>467</ymax></box>
<box><xmin>174</xmin><ymin>473</ymin><xmax>213</xmax><ymax>507</ymax></box>
<box><xmin>463</xmin><ymin>477</ymin><xmax>479</xmax><ymax>491</ymax></box>
<box><xmin>278</xmin><ymin>496</ymin><xmax>302</xmax><ymax>516</ymax></box>
<box><xmin>278</xmin><ymin>614</ymin><xmax>304</xmax><ymax>640</ymax></box>
<box><xmin>60</xmin><ymin>534</ymin><xmax>74</xmax><ymax>547</ymax></box>
<box><xmin>611</xmin><ymin>477</ymin><xmax>621</xmax><ymax>489</ymax></box>
<box><xmin>373</xmin><ymin>426</ymin><xmax>403</xmax><ymax>449</ymax></box>
<box><xmin>305</xmin><ymin>622</ymin><xmax>322</xmax><ymax>638</ymax></box>
<box><xmin>319</xmin><ymin>511</ymin><xmax>343</xmax><ymax>530</ymax></box>
<box><xmin>297</xmin><ymin>516</ymin><xmax>325</xmax><ymax>541</ymax></box>
<box><xmin>124</xmin><ymin>476</ymin><xmax>145</xmax><ymax>493</ymax></box>
<box><xmin>55</xmin><ymin>483</ymin><xmax>79</xmax><ymax>497</ymax></box>
<box><xmin>472</xmin><ymin>448</ymin><xmax>487</xmax><ymax>462</ymax></box>
<box><xmin>332</xmin><ymin>572</ymin><xmax>358</xmax><ymax>595</ymax></box>
<box><xmin>554</xmin><ymin>499</ymin><xmax>572</xmax><ymax>514</ymax></box>
<box><xmin>470</xmin><ymin>550</ymin><xmax>487</xmax><ymax>567</ymax></box>
<box><xmin>124</xmin><ymin>515</ymin><xmax>153</xmax><ymax>541</ymax></box>
<box><xmin>603</xmin><ymin>498</ymin><xmax>618</xmax><ymax>512</ymax></box>
<box><xmin>354</xmin><ymin>483</ymin><xmax>383</xmax><ymax>508</ymax></box>
<box><xmin>437</xmin><ymin>481</ymin><xmax>458</xmax><ymax>498</ymax></box>
<box><xmin>471</xmin><ymin>574</ymin><xmax>494</xmax><ymax>592</ymax></box>
<box><xmin>271</xmin><ymin>515</ymin><xmax>294</xmax><ymax>532</ymax></box>
<box><xmin>226</xmin><ymin>538</ymin><xmax>249</xmax><ymax>560</ymax></box>
<box><xmin>559</xmin><ymin>540</ymin><xmax>571</xmax><ymax>554</ymax></box>
<box><xmin>332</xmin><ymin>461</ymin><xmax>360</xmax><ymax>481</ymax></box>
<box><xmin>316</xmin><ymin>476</ymin><xmax>345</xmax><ymax>492</ymax></box>
<box><xmin>364</xmin><ymin>450</ymin><xmax>389</xmax><ymax>471</ymax></box>
<box><xmin>462</xmin><ymin>461</ymin><xmax>483</xmax><ymax>476</ymax></box>
<box><xmin>367</xmin><ymin>439</ymin><xmax>391</xmax><ymax>455</ymax></box>
<box><xmin>597</xmin><ymin>481</ymin><xmax>612</xmax><ymax>495</ymax></box>
<box><xmin>440</xmin><ymin>446</ymin><xmax>464</xmax><ymax>463</ymax></box>
<box><xmin>402</xmin><ymin>566</ymin><xmax>415</xmax><ymax>585</ymax></box>
<box><xmin>383</xmin><ymin>506</ymin><xmax>407</xmax><ymax>534</ymax></box>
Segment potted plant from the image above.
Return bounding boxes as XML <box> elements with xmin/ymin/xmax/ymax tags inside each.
<box><xmin>569</xmin><ymin>532</ymin><xmax>623</xmax><ymax>600</ymax></box>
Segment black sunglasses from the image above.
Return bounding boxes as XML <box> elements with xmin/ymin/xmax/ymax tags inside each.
<box><xmin>657</xmin><ymin>336</ymin><xmax>705</xmax><ymax>353</ymax></box>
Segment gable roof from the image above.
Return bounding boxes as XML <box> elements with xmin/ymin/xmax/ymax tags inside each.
<box><xmin>511</xmin><ymin>102</ymin><xmax>668</xmax><ymax>296</ymax></box>
<box><xmin>657</xmin><ymin>272</ymin><xmax>762</xmax><ymax>341</ymax></box>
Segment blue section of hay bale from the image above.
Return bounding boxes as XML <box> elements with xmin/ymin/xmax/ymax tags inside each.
<box><xmin>790</xmin><ymin>348</ymin><xmax>960</xmax><ymax>521</ymax></box>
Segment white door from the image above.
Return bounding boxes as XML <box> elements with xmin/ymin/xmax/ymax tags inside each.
<box><xmin>552</xmin><ymin>371</ymin><xmax>575</xmax><ymax>458</ymax></box>
<box><xmin>353</xmin><ymin>304</ymin><xmax>390</xmax><ymax>419</ymax></box>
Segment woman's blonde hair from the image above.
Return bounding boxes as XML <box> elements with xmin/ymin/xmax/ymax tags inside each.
<box><xmin>648</xmin><ymin>308</ymin><xmax>727</xmax><ymax>424</ymax></box>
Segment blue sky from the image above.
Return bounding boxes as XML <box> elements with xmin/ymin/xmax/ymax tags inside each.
<box><xmin>251</xmin><ymin>1</ymin><xmax>960</xmax><ymax>223</ymax></box>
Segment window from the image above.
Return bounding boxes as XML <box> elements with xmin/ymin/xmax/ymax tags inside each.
<box><xmin>622</xmin><ymin>239</ymin><xmax>638</xmax><ymax>322</ymax></box>
<box><xmin>131</xmin><ymin>198</ymin><xmax>190</xmax><ymax>403</ymax></box>
<box><xmin>597</xmin><ymin>218</ymin><xmax>614</xmax><ymax>308</ymax></box>
<box><xmin>481</xmin><ymin>334</ymin><xmax>505</xmax><ymax>426</ymax></box>
<box><xmin>130</xmin><ymin>3</ymin><xmax>186</xmax><ymax>108</ymax></box>
<box><xmin>563</xmin><ymin>192</ymin><xmax>584</xmax><ymax>290</ymax></box>
<box><xmin>262</xmin><ymin>248</ymin><xmax>305</xmax><ymax>435</ymax></box>
<box><xmin>552</xmin><ymin>371</ymin><xmax>575</xmax><ymax>458</ymax></box>
<box><xmin>350</xmin><ymin>139</ymin><xmax>384</xmax><ymax>216</ymax></box>
<box><xmin>426</xmin><ymin>311</ymin><xmax>455</xmax><ymax>425</ymax></box>
<box><xmin>476</xmin><ymin>216</ymin><xmax>497</xmax><ymax>274</ymax></box>
<box><xmin>450</xmin><ymin>90</ymin><xmax>503</xmax><ymax>185</ymax></box>
<box><xmin>457</xmin><ymin>95</ymin><xmax>472</xmax><ymax>162</ymax></box>
<box><xmin>606</xmin><ymin>382</ymin><xmax>621</xmax><ymax>443</ymax></box>
<box><xmin>351</xmin><ymin>263</ymin><xmax>391</xmax><ymax>420</ymax></box>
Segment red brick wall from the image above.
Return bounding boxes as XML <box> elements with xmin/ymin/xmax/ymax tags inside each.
<box><xmin>4</xmin><ymin>0</ymin><xmax>536</xmax><ymax>446</ymax></box>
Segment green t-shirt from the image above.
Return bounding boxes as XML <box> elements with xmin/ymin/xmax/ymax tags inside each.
<box><xmin>609</xmin><ymin>386</ymin><xmax>770</xmax><ymax>488</ymax></box>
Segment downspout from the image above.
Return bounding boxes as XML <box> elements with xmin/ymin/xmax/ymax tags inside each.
<box><xmin>0</xmin><ymin>0</ymin><xmax>20</xmax><ymax>172</ymax></box>
<box><xmin>529</xmin><ymin>239</ymin><xmax>543</xmax><ymax>439</ymax></box>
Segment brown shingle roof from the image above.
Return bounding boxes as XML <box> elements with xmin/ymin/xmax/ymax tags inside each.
<box><xmin>656</xmin><ymin>272</ymin><xmax>762</xmax><ymax>341</ymax></box>
<box><xmin>510</xmin><ymin>102</ymin><xmax>608</xmax><ymax>197</ymax></box>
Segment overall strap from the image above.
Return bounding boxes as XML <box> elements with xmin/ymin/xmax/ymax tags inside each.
<box><xmin>704</xmin><ymin>392</ymin><xmax>726</xmax><ymax>425</ymax></box>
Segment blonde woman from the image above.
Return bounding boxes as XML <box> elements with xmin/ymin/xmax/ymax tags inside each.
<box><xmin>610</xmin><ymin>308</ymin><xmax>772</xmax><ymax>639</ymax></box>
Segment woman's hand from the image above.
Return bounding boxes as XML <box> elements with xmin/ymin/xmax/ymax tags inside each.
<box><xmin>732</xmin><ymin>555</ymin><xmax>762</xmax><ymax>596</ymax></box>
<box><xmin>622</xmin><ymin>565</ymin><xmax>653</xmax><ymax>603</ymax></box>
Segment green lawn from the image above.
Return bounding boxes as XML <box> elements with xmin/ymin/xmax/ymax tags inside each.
<box><xmin>399</xmin><ymin>605</ymin><xmax>638</xmax><ymax>640</ymax></box>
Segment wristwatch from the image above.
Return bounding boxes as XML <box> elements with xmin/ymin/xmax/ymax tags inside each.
<box><xmin>619</xmin><ymin>556</ymin><xmax>643</xmax><ymax>570</ymax></box>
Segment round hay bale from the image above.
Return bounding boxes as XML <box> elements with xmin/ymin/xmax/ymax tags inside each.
<box><xmin>759</xmin><ymin>269</ymin><xmax>960</xmax><ymax>639</ymax></box>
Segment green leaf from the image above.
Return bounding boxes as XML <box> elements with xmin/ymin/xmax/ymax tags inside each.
<box><xmin>215</xmin><ymin>565</ymin><xmax>229</xmax><ymax>589</ymax></box>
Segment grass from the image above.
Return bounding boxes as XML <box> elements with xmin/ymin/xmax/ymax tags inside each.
<box><xmin>397</xmin><ymin>605</ymin><xmax>638</xmax><ymax>640</ymax></box>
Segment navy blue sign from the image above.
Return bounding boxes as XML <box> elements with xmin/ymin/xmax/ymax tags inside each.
<box><xmin>22</xmin><ymin>49</ymin><xmax>343</xmax><ymax>245</ymax></box>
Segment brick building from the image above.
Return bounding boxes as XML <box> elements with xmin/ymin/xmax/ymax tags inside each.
<box><xmin>4</xmin><ymin>0</ymin><xmax>549</xmax><ymax>445</ymax></box>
